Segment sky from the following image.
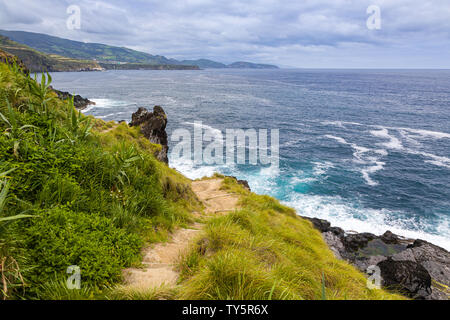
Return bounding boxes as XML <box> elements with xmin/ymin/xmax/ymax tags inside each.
<box><xmin>0</xmin><ymin>0</ymin><xmax>449</xmax><ymax>68</ymax></box>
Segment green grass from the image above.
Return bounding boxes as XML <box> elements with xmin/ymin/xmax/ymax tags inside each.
<box><xmin>0</xmin><ymin>61</ymin><xmax>200</xmax><ymax>299</ymax></box>
<box><xmin>176</xmin><ymin>176</ymin><xmax>405</xmax><ymax>300</ymax></box>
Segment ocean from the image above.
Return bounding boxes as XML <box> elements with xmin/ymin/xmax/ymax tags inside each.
<box><xmin>49</xmin><ymin>68</ymin><xmax>450</xmax><ymax>250</ymax></box>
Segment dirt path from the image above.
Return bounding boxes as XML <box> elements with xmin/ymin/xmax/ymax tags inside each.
<box><xmin>191</xmin><ymin>179</ymin><xmax>240</xmax><ymax>214</ymax></box>
<box><xmin>122</xmin><ymin>178</ymin><xmax>239</xmax><ymax>290</ymax></box>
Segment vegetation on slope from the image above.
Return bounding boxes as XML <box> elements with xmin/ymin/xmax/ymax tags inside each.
<box><xmin>0</xmin><ymin>61</ymin><xmax>200</xmax><ymax>299</ymax></box>
<box><xmin>0</xmin><ymin>30</ymin><xmax>279</xmax><ymax>69</ymax></box>
<box><xmin>176</xmin><ymin>175</ymin><xmax>405</xmax><ymax>300</ymax></box>
<box><xmin>0</xmin><ymin>36</ymin><xmax>102</xmax><ymax>72</ymax></box>
<box><xmin>0</xmin><ymin>30</ymin><xmax>179</xmax><ymax>65</ymax></box>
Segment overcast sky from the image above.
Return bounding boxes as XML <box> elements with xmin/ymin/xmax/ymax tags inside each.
<box><xmin>0</xmin><ymin>0</ymin><xmax>449</xmax><ymax>68</ymax></box>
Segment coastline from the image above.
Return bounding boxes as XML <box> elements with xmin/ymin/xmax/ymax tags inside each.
<box><xmin>70</xmin><ymin>82</ymin><xmax>450</xmax><ymax>300</ymax></box>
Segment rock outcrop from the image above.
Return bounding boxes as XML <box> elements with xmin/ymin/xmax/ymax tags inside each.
<box><xmin>302</xmin><ymin>216</ymin><xmax>449</xmax><ymax>300</ymax></box>
<box><xmin>50</xmin><ymin>86</ymin><xmax>95</xmax><ymax>110</ymax></box>
<box><xmin>130</xmin><ymin>106</ymin><xmax>169</xmax><ymax>164</ymax></box>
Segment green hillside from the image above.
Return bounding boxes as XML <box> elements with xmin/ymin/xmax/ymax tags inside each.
<box><xmin>0</xmin><ymin>35</ymin><xmax>102</xmax><ymax>72</ymax></box>
<box><xmin>0</xmin><ymin>30</ymin><xmax>279</xmax><ymax>69</ymax></box>
<box><xmin>180</xmin><ymin>59</ymin><xmax>227</xmax><ymax>68</ymax></box>
<box><xmin>0</xmin><ymin>30</ymin><xmax>178</xmax><ymax>65</ymax></box>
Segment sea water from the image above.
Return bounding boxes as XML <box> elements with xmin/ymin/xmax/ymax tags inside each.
<box><xmin>50</xmin><ymin>68</ymin><xmax>450</xmax><ymax>250</ymax></box>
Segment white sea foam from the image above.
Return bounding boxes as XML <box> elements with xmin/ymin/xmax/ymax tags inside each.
<box><xmin>400</xmin><ymin>128</ymin><xmax>450</xmax><ymax>140</ymax></box>
<box><xmin>324</xmin><ymin>135</ymin><xmax>387</xmax><ymax>185</ymax></box>
<box><xmin>361</xmin><ymin>161</ymin><xmax>385</xmax><ymax>186</ymax></box>
<box><xmin>83</xmin><ymin>98</ymin><xmax>131</xmax><ymax>113</ymax></box>
<box><xmin>312</xmin><ymin>161</ymin><xmax>334</xmax><ymax>176</ymax></box>
<box><xmin>284</xmin><ymin>194</ymin><xmax>450</xmax><ymax>251</ymax></box>
<box><xmin>97</xmin><ymin>113</ymin><xmax>117</xmax><ymax>119</ymax></box>
<box><xmin>168</xmin><ymin>157</ymin><xmax>218</xmax><ymax>180</ymax></box>
<box><xmin>370</xmin><ymin>128</ymin><xmax>403</xmax><ymax>150</ymax></box>
<box><xmin>407</xmin><ymin>149</ymin><xmax>450</xmax><ymax>169</ymax></box>
<box><xmin>291</xmin><ymin>176</ymin><xmax>317</xmax><ymax>184</ymax></box>
<box><xmin>324</xmin><ymin>134</ymin><xmax>348</xmax><ymax>145</ymax></box>
<box><xmin>322</xmin><ymin>120</ymin><xmax>450</xmax><ymax>141</ymax></box>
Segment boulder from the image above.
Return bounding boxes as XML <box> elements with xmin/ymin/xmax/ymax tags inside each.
<box><xmin>392</xmin><ymin>240</ymin><xmax>450</xmax><ymax>300</ymax></box>
<box><xmin>342</xmin><ymin>232</ymin><xmax>377</xmax><ymax>252</ymax></box>
<box><xmin>50</xmin><ymin>86</ymin><xmax>95</xmax><ymax>110</ymax></box>
<box><xmin>381</xmin><ymin>231</ymin><xmax>400</xmax><ymax>244</ymax></box>
<box><xmin>377</xmin><ymin>258</ymin><xmax>432</xmax><ymax>299</ymax></box>
<box><xmin>130</xmin><ymin>106</ymin><xmax>169</xmax><ymax>164</ymax></box>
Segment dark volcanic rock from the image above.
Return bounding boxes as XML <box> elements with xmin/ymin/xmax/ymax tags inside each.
<box><xmin>378</xmin><ymin>258</ymin><xmax>432</xmax><ymax>299</ymax></box>
<box><xmin>50</xmin><ymin>86</ymin><xmax>95</xmax><ymax>110</ymax></box>
<box><xmin>303</xmin><ymin>217</ymin><xmax>331</xmax><ymax>233</ymax></box>
<box><xmin>342</xmin><ymin>233</ymin><xmax>377</xmax><ymax>252</ymax></box>
<box><xmin>301</xmin><ymin>216</ymin><xmax>344</xmax><ymax>237</ymax></box>
<box><xmin>303</xmin><ymin>216</ymin><xmax>449</xmax><ymax>300</ymax></box>
<box><xmin>381</xmin><ymin>231</ymin><xmax>400</xmax><ymax>244</ymax></box>
<box><xmin>130</xmin><ymin>106</ymin><xmax>169</xmax><ymax>164</ymax></box>
<box><xmin>392</xmin><ymin>240</ymin><xmax>450</xmax><ymax>300</ymax></box>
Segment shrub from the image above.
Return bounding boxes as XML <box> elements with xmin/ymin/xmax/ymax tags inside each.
<box><xmin>20</xmin><ymin>206</ymin><xmax>142</xmax><ymax>289</ymax></box>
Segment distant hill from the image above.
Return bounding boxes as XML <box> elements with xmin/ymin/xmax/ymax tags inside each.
<box><xmin>227</xmin><ymin>61</ymin><xmax>278</xmax><ymax>69</ymax></box>
<box><xmin>179</xmin><ymin>59</ymin><xmax>227</xmax><ymax>69</ymax></box>
<box><xmin>0</xmin><ymin>35</ymin><xmax>102</xmax><ymax>72</ymax></box>
<box><xmin>0</xmin><ymin>30</ymin><xmax>279</xmax><ymax>69</ymax></box>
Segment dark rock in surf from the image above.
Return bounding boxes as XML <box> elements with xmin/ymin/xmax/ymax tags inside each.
<box><xmin>130</xmin><ymin>106</ymin><xmax>169</xmax><ymax>164</ymax></box>
<box><xmin>50</xmin><ymin>86</ymin><xmax>95</xmax><ymax>110</ymax></box>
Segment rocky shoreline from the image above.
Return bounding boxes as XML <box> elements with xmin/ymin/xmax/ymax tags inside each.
<box><xmin>50</xmin><ymin>86</ymin><xmax>96</xmax><ymax>110</ymax></box>
<box><xmin>302</xmin><ymin>216</ymin><xmax>449</xmax><ymax>300</ymax></box>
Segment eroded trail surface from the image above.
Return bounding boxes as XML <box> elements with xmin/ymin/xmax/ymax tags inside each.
<box><xmin>122</xmin><ymin>178</ymin><xmax>239</xmax><ymax>289</ymax></box>
<box><xmin>191</xmin><ymin>179</ymin><xmax>239</xmax><ymax>214</ymax></box>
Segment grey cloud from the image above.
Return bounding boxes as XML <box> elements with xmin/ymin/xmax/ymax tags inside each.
<box><xmin>0</xmin><ymin>0</ymin><xmax>449</xmax><ymax>68</ymax></box>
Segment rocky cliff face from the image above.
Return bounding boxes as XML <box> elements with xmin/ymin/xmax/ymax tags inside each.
<box><xmin>130</xmin><ymin>106</ymin><xmax>169</xmax><ymax>164</ymax></box>
<box><xmin>303</xmin><ymin>216</ymin><xmax>449</xmax><ymax>300</ymax></box>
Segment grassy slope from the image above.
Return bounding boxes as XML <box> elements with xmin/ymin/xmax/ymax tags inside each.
<box><xmin>0</xmin><ymin>36</ymin><xmax>101</xmax><ymax>72</ymax></box>
<box><xmin>0</xmin><ymin>61</ymin><xmax>404</xmax><ymax>300</ymax></box>
<box><xmin>0</xmin><ymin>61</ymin><xmax>200</xmax><ymax>299</ymax></box>
<box><xmin>175</xmin><ymin>176</ymin><xmax>404</xmax><ymax>300</ymax></box>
